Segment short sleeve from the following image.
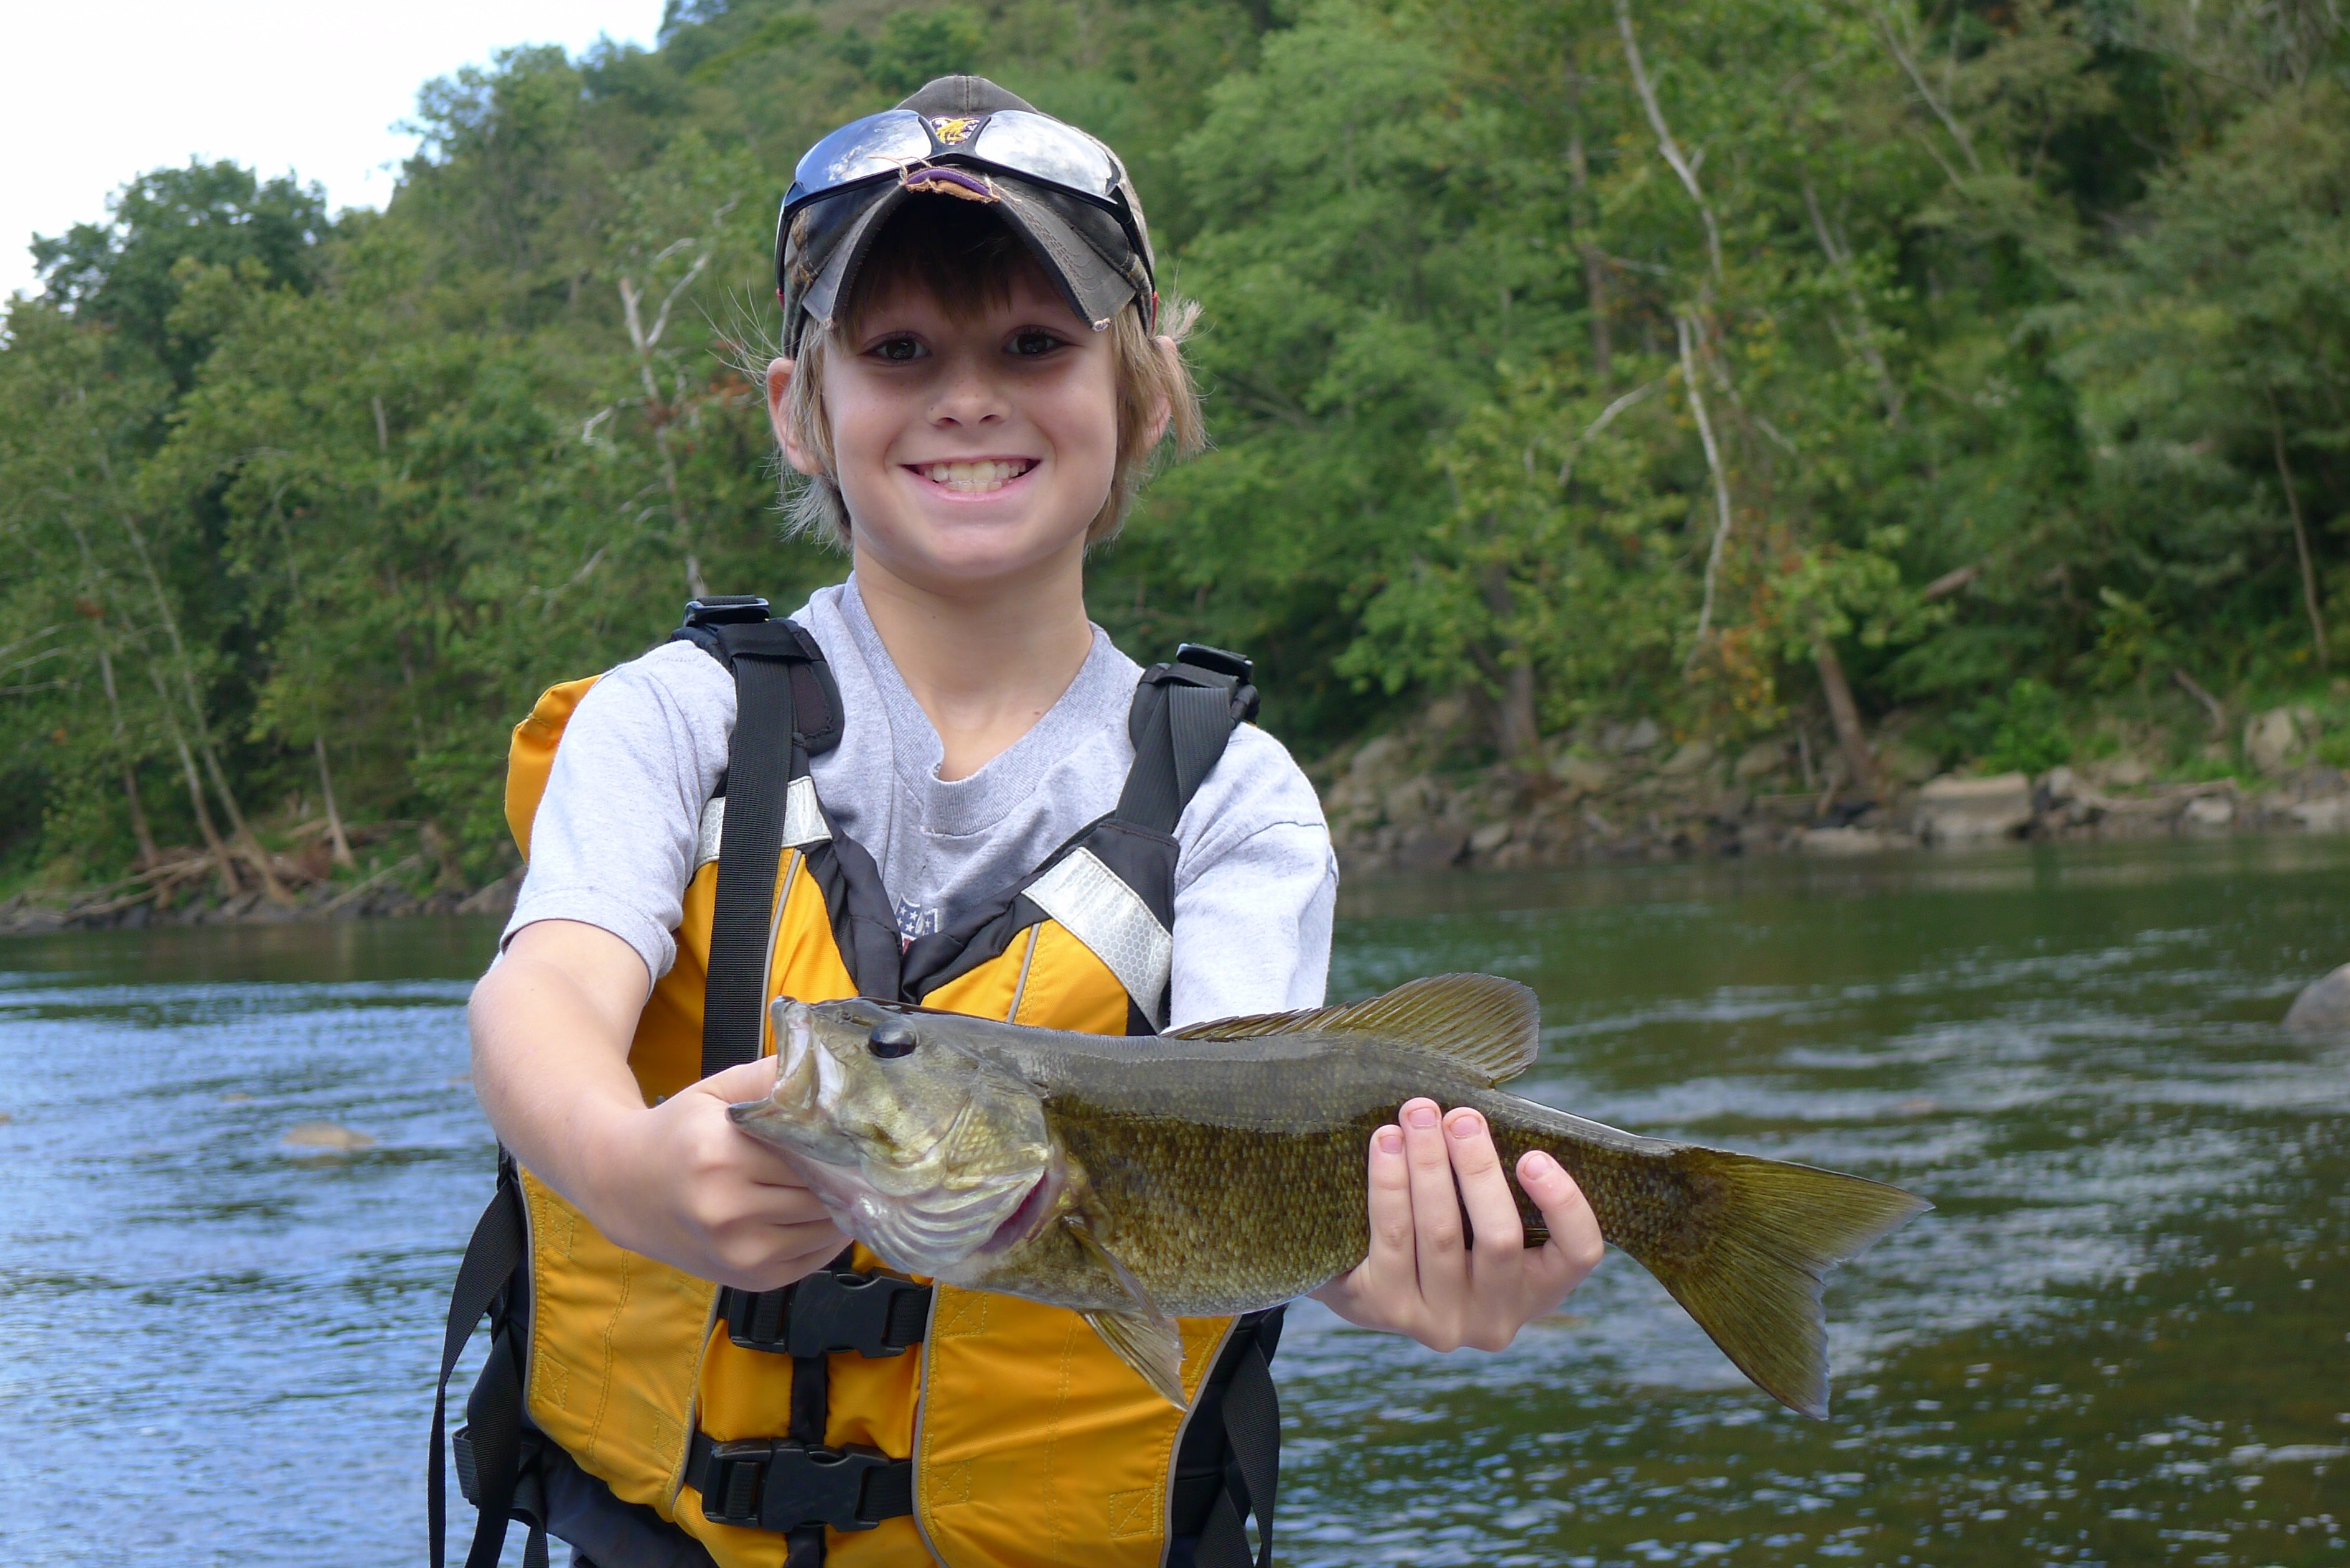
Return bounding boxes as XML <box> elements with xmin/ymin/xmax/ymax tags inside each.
<box><xmin>1166</xmin><ymin>725</ymin><xmax>1339</xmax><ymax>1026</ymax></box>
<box><xmin>499</xmin><ymin>642</ymin><xmax>736</xmax><ymax>982</ymax></box>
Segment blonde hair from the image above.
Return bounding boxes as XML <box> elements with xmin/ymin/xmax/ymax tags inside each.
<box><xmin>778</xmin><ymin>199</ymin><xmax>1204</xmax><ymax>550</ymax></box>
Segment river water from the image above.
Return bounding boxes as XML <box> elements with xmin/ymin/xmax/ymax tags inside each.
<box><xmin>1</xmin><ymin>839</ymin><xmax>2343</xmax><ymax>1566</ymax></box>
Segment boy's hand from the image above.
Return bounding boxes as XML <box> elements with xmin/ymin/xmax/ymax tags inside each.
<box><xmin>470</xmin><ymin>919</ymin><xmax>846</xmax><ymax>1294</ymax></box>
<box><xmin>591</xmin><ymin>1055</ymin><xmax>849</xmax><ymax>1292</ymax></box>
<box><xmin>1309</xmin><ymin>1098</ymin><xmax>1604</xmax><ymax>1351</ymax></box>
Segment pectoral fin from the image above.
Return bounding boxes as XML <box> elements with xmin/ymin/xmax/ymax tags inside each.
<box><xmin>1062</xmin><ymin>1215</ymin><xmax>1187</xmax><ymax>1408</ymax></box>
<box><xmin>1083</xmin><ymin>1309</ymin><xmax>1189</xmax><ymax>1409</ymax></box>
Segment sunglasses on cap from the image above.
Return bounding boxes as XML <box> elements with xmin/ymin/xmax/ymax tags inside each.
<box><xmin>784</xmin><ymin>110</ymin><xmax>1147</xmax><ymax>250</ymax></box>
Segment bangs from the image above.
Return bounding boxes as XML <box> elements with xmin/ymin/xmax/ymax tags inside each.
<box><xmin>838</xmin><ymin>197</ymin><xmax>1066</xmax><ymax>333</ymax></box>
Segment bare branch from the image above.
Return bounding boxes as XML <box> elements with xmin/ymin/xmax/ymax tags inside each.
<box><xmin>1558</xmin><ymin>375</ymin><xmax>1670</xmax><ymax>487</ymax></box>
<box><xmin>1922</xmin><ymin>562</ymin><xmax>1980</xmax><ymax>600</ymax></box>
<box><xmin>1875</xmin><ymin>5</ymin><xmax>1983</xmax><ymax>175</ymax></box>
<box><xmin>1803</xmin><ymin>178</ymin><xmax>1905</xmax><ymax>425</ymax></box>
<box><xmin>2174</xmin><ymin>668</ymin><xmax>2227</xmax><ymax>734</ymax></box>
<box><xmin>1680</xmin><ymin>313</ymin><xmax>1736</xmax><ymax>664</ymax></box>
<box><xmin>1616</xmin><ymin>0</ymin><xmax>1723</xmax><ymax>286</ymax></box>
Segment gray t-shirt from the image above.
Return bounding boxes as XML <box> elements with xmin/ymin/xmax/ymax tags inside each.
<box><xmin>504</xmin><ymin>579</ymin><xmax>1337</xmax><ymax>1027</ymax></box>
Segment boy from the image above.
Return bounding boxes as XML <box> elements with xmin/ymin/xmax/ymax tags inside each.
<box><xmin>455</xmin><ymin>75</ymin><xmax>1600</xmax><ymax>1568</ymax></box>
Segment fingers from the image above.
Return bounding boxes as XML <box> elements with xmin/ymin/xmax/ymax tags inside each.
<box><xmin>1445</xmin><ymin>1108</ymin><xmax>1525</xmax><ymax>1256</ymax></box>
<box><xmin>1360</xmin><ymin>1123</ymin><xmax>1416</xmax><ymax>1277</ymax></box>
<box><xmin>1310</xmin><ymin>1120</ymin><xmax>1415</xmax><ymax>1327</ymax></box>
<box><xmin>696</xmin><ymin>1055</ymin><xmax>780</xmax><ymax>1104</ymax></box>
<box><xmin>1516</xmin><ymin>1149</ymin><xmax>1605</xmax><ymax>1297</ymax></box>
<box><xmin>1443</xmin><ymin>1108</ymin><xmax>1532</xmax><ymax>1350</ymax></box>
<box><xmin>1399</xmin><ymin>1097</ymin><xmax>1468</xmax><ymax>1335</ymax></box>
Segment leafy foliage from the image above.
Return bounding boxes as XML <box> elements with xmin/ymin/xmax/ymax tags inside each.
<box><xmin>4</xmin><ymin>0</ymin><xmax>2348</xmax><ymax>888</ymax></box>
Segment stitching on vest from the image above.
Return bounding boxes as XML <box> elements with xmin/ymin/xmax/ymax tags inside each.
<box><xmin>584</xmin><ymin>1253</ymin><xmax>632</xmax><ymax>1465</ymax></box>
<box><xmin>1041</xmin><ymin>1311</ymin><xmax>1079</xmax><ymax>1561</ymax></box>
<box><xmin>937</xmin><ymin>1289</ymin><xmax>990</xmax><ymax>1338</ymax></box>
<box><xmin>929</xmin><ymin>1458</ymin><xmax>973</xmax><ymax>1507</ymax></box>
<box><xmin>1105</xmin><ymin>1486</ymin><xmax>1157</xmax><ymax>1539</ymax></box>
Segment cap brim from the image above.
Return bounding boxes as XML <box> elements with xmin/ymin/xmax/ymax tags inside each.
<box><xmin>792</xmin><ymin>174</ymin><xmax>1145</xmax><ymax>350</ymax></box>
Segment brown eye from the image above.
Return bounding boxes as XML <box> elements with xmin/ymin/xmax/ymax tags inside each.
<box><xmin>868</xmin><ymin>1019</ymin><xmax>919</xmax><ymax>1058</ymax></box>
<box><xmin>1009</xmin><ymin>329</ymin><xmax>1061</xmax><ymax>357</ymax></box>
<box><xmin>873</xmin><ymin>336</ymin><xmax>924</xmax><ymax>363</ymax></box>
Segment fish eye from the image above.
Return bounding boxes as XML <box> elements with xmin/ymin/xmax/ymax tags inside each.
<box><xmin>867</xmin><ymin>1019</ymin><xmax>919</xmax><ymax>1059</ymax></box>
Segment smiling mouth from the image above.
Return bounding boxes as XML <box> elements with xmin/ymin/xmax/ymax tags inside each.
<box><xmin>916</xmin><ymin>458</ymin><xmax>1035</xmax><ymax>493</ymax></box>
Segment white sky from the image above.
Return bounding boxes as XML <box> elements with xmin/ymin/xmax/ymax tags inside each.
<box><xmin>2</xmin><ymin>1</ymin><xmax>666</xmax><ymax>301</ymax></box>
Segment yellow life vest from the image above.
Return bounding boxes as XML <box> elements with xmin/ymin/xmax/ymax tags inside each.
<box><xmin>433</xmin><ymin>599</ymin><xmax>1282</xmax><ymax>1568</ymax></box>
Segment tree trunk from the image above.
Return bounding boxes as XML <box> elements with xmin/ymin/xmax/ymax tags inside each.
<box><xmin>91</xmin><ymin>640</ymin><xmax>159</xmax><ymax>869</ymax></box>
<box><xmin>1565</xmin><ymin>70</ymin><xmax>1612</xmax><ymax>381</ymax></box>
<box><xmin>315</xmin><ymin>734</ymin><xmax>355</xmax><ymax>870</ymax></box>
<box><xmin>195</xmin><ymin>739</ymin><xmax>291</xmax><ymax>902</ymax></box>
<box><xmin>1812</xmin><ymin>635</ymin><xmax>1879</xmax><ymax>800</ymax></box>
<box><xmin>106</xmin><ymin>480</ymin><xmax>290</xmax><ymax>901</ymax></box>
<box><xmin>120</xmin><ymin>767</ymin><xmax>160</xmax><ymax>870</ymax></box>
<box><xmin>2273</xmin><ymin>411</ymin><xmax>2328</xmax><ymax>669</ymax></box>
<box><xmin>1479</xmin><ymin>564</ymin><xmax>1542</xmax><ymax>765</ymax></box>
<box><xmin>168</xmin><ymin>722</ymin><xmax>238</xmax><ymax>897</ymax></box>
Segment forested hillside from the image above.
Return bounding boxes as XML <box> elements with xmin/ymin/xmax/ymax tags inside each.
<box><xmin>5</xmin><ymin>0</ymin><xmax>2348</xmax><ymax>904</ymax></box>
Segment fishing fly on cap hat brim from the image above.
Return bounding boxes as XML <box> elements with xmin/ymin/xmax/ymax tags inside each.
<box><xmin>777</xmin><ymin>75</ymin><xmax>1157</xmax><ymax>355</ymax></box>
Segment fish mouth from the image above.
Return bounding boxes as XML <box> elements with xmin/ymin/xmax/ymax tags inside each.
<box><xmin>974</xmin><ymin>1162</ymin><xmax>1064</xmax><ymax>1257</ymax></box>
<box><xmin>736</xmin><ymin>1000</ymin><xmax>861</xmax><ymax>1166</ymax></box>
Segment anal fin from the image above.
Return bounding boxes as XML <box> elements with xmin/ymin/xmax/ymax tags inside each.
<box><xmin>1063</xmin><ymin>1213</ymin><xmax>1188</xmax><ymax>1409</ymax></box>
<box><xmin>1082</xmin><ymin>1309</ymin><xmax>1189</xmax><ymax>1409</ymax></box>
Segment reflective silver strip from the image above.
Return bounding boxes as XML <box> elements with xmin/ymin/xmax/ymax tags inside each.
<box><xmin>693</xmin><ymin>776</ymin><xmax>830</xmax><ymax>870</ymax></box>
<box><xmin>1023</xmin><ymin>847</ymin><xmax>1171</xmax><ymax>1017</ymax></box>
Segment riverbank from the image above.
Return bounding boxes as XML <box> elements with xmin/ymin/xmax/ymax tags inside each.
<box><xmin>1318</xmin><ymin>702</ymin><xmax>2350</xmax><ymax>875</ymax></box>
<box><xmin>0</xmin><ymin>865</ymin><xmax>520</xmax><ymax>936</ymax></box>
<box><xmin>14</xmin><ymin>699</ymin><xmax>2350</xmax><ymax>933</ymax></box>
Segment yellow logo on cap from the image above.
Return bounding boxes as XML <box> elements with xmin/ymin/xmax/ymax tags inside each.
<box><xmin>930</xmin><ymin>116</ymin><xmax>982</xmax><ymax>145</ymax></box>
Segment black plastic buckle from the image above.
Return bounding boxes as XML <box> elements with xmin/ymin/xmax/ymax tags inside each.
<box><xmin>721</xmin><ymin>1271</ymin><xmax>930</xmax><ymax>1358</ymax></box>
<box><xmin>699</xmin><ymin>1439</ymin><xmax>899</xmax><ymax>1533</ymax></box>
<box><xmin>683</xmin><ymin>595</ymin><xmax>772</xmax><ymax>627</ymax></box>
<box><xmin>1172</xmin><ymin>643</ymin><xmax>1261</xmax><ymax>724</ymax></box>
<box><xmin>452</xmin><ymin>1425</ymin><xmax>479</xmax><ymax>1505</ymax></box>
<box><xmin>1175</xmin><ymin>642</ymin><xmax>1252</xmax><ymax>688</ymax></box>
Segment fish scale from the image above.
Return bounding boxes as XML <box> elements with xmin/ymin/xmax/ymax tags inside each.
<box><xmin>735</xmin><ymin>973</ymin><xmax>1929</xmax><ymax>1417</ymax></box>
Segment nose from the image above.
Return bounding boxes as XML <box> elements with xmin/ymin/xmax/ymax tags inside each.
<box><xmin>928</xmin><ymin>350</ymin><xmax>1008</xmax><ymax>429</ymax></box>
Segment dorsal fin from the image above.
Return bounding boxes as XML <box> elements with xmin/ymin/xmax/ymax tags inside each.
<box><xmin>1166</xmin><ymin>973</ymin><xmax>1541</xmax><ymax>1084</ymax></box>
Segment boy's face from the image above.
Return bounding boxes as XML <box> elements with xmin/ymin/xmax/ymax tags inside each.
<box><xmin>779</xmin><ymin>269</ymin><xmax>1121</xmax><ymax>597</ymax></box>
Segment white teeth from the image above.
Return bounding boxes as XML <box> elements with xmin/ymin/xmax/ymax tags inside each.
<box><xmin>922</xmin><ymin>459</ymin><xmax>1031</xmax><ymax>492</ymax></box>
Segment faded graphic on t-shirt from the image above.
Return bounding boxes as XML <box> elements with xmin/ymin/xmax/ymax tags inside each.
<box><xmin>894</xmin><ymin>895</ymin><xmax>942</xmax><ymax>942</ymax></box>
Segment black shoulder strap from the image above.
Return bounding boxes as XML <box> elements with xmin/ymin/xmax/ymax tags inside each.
<box><xmin>431</xmin><ymin>1167</ymin><xmax>540</xmax><ymax>1568</ymax></box>
<box><xmin>692</xmin><ymin>603</ymin><xmax>833</xmax><ymax>1079</ymax></box>
<box><xmin>1117</xmin><ymin>643</ymin><xmax>1260</xmax><ymax>835</ymax></box>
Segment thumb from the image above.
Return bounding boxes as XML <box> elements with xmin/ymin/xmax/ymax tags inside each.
<box><xmin>695</xmin><ymin>1054</ymin><xmax>781</xmax><ymax>1106</ymax></box>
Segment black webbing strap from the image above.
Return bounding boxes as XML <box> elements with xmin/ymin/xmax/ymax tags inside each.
<box><xmin>685</xmin><ymin>1428</ymin><xmax>915</xmax><ymax>1537</ymax></box>
<box><xmin>719</xmin><ymin>1269</ymin><xmax>932</xmax><ymax>1356</ymax></box>
<box><xmin>431</xmin><ymin>1177</ymin><xmax>540</xmax><ymax>1568</ymax></box>
<box><xmin>702</xmin><ymin>619</ymin><xmax>808</xmax><ymax>1077</ymax></box>
<box><xmin>1191</xmin><ymin>1324</ymin><xmax>1281</xmax><ymax>1568</ymax></box>
<box><xmin>1117</xmin><ymin>645</ymin><xmax>1260</xmax><ymax>836</ymax></box>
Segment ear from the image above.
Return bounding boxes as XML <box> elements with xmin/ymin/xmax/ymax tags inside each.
<box><xmin>1145</xmin><ymin>335</ymin><xmax>1179</xmax><ymax>448</ymax></box>
<box><xmin>766</xmin><ymin>356</ymin><xmax>825</xmax><ymax>477</ymax></box>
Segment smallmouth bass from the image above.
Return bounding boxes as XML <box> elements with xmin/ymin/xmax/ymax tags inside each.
<box><xmin>731</xmin><ymin>974</ymin><xmax>1927</xmax><ymax>1416</ymax></box>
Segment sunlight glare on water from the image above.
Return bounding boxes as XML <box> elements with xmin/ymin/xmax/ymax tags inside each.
<box><xmin>0</xmin><ymin>839</ymin><xmax>2344</xmax><ymax>1566</ymax></box>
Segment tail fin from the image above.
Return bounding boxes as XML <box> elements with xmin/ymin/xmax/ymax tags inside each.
<box><xmin>1627</xmin><ymin>1150</ymin><xmax>1928</xmax><ymax>1419</ymax></box>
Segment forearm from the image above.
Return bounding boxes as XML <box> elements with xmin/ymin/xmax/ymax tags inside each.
<box><xmin>467</xmin><ymin>918</ymin><xmax>841</xmax><ymax>1289</ymax></box>
<box><xmin>469</xmin><ymin>945</ymin><xmax>651</xmax><ymax>1215</ymax></box>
